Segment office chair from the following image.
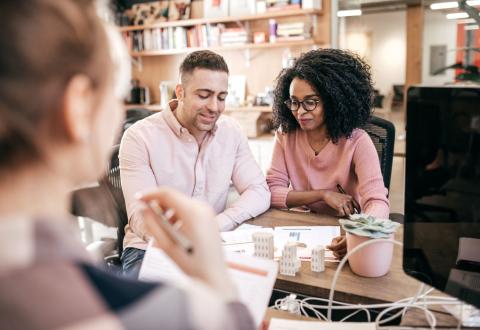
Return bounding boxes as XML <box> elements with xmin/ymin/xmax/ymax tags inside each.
<box><xmin>363</xmin><ymin>116</ymin><xmax>395</xmax><ymax>191</ymax></box>
<box><xmin>101</xmin><ymin>145</ymin><xmax>128</xmax><ymax>265</ymax></box>
<box><xmin>363</xmin><ymin>116</ymin><xmax>403</xmax><ymax>223</ymax></box>
<box><xmin>116</xmin><ymin>108</ymin><xmax>153</xmax><ymax>143</ymax></box>
<box><xmin>391</xmin><ymin>85</ymin><xmax>405</xmax><ymax>111</ymax></box>
<box><xmin>71</xmin><ymin>110</ymin><xmax>153</xmax><ymax>270</ymax></box>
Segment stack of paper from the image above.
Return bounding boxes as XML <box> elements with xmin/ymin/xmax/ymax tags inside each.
<box><xmin>221</xmin><ymin>225</ymin><xmax>341</xmax><ymax>262</ymax></box>
<box><xmin>139</xmin><ymin>243</ymin><xmax>278</xmax><ymax>326</ymax></box>
<box><xmin>268</xmin><ymin>318</ymin><xmax>376</xmax><ymax>330</ymax></box>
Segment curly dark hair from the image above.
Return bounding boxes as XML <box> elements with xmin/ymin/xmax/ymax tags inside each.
<box><xmin>272</xmin><ymin>48</ymin><xmax>374</xmax><ymax>143</ymax></box>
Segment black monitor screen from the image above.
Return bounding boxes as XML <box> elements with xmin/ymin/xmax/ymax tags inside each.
<box><xmin>403</xmin><ymin>86</ymin><xmax>480</xmax><ymax>308</ymax></box>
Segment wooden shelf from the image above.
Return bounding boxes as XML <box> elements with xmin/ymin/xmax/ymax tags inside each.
<box><xmin>225</xmin><ymin>106</ymin><xmax>272</xmax><ymax>112</ymax></box>
<box><xmin>125</xmin><ymin>104</ymin><xmax>273</xmax><ymax>113</ymax></box>
<box><xmin>119</xmin><ymin>9</ymin><xmax>322</xmax><ymax>32</ymax></box>
<box><xmin>130</xmin><ymin>39</ymin><xmax>317</xmax><ymax>57</ymax></box>
<box><xmin>125</xmin><ymin>104</ymin><xmax>163</xmax><ymax>111</ymax></box>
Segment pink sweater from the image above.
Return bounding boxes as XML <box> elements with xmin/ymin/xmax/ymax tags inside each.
<box><xmin>267</xmin><ymin>129</ymin><xmax>390</xmax><ymax>218</ymax></box>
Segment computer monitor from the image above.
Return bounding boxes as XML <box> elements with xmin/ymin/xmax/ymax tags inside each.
<box><xmin>403</xmin><ymin>85</ymin><xmax>480</xmax><ymax>308</ymax></box>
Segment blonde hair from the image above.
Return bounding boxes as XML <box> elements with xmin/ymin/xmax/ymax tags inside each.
<box><xmin>0</xmin><ymin>0</ymin><xmax>128</xmax><ymax>170</ymax></box>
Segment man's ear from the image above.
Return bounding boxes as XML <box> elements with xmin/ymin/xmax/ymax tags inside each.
<box><xmin>175</xmin><ymin>83</ymin><xmax>184</xmax><ymax>101</ymax></box>
<box><xmin>62</xmin><ymin>75</ymin><xmax>94</xmax><ymax>142</ymax></box>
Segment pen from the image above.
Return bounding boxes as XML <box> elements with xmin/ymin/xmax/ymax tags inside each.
<box><xmin>146</xmin><ymin>200</ymin><xmax>194</xmax><ymax>254</ymax></box>
<box><xmin>336</xmin><ymin>184</ymin><xmax>360</xmax><ymax>214</ymax></box>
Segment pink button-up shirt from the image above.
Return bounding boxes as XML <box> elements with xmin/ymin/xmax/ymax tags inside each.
<box><xmin>119</xmin><ymin>103</ymin><xmax>270</xmax><ymax>250</ymax></box>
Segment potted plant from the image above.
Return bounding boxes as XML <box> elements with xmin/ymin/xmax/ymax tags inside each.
<box><xmin>339</xmin><ymin>214</ymin><xmax>400</xmax><ymax>277</ymax></box>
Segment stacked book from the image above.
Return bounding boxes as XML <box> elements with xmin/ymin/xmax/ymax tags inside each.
<box><xmin>187</xmin><ymin>25</ymin><xmax>221</xmax><ymax>48</ymax></box>
<box><xmin>220</xmin><ymin>28</ymin><xmax>249</xmax><ymax>46</ymax></box>
<box><xmin>124</xmin><ymin>24</ymin><xmax>223</xmax><ymax>52</ymax></box>
<box><xmin>266</xmin><ymin>0</ymin><xmax>301</xmax><ymax>12</ymax></box>
<box><xmin>276</xmin><ymin>22</ymin><xmax>311</xmax><ymax>41</ymax></box>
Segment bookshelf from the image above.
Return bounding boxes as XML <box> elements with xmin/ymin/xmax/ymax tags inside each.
<box><xmin>130</xmin><ymin>39</ymin><xmax>315</xmax><ymax>57</ymax></box>
<box><xmin>122</xmin><ymin>0</ymin><xmax>331</xmax><ymax>129</ymax></box>
<box><xmin>119</xmin><ymin>9</ymin><xmax>321</xmax><ymax>32</ymax></box>
<box><xmin>125</xmin><ymin>104</ymin><xmax>273</xmax><ymax>113</ymax></box>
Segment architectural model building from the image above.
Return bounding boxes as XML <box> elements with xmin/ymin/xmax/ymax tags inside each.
<box><xmin>311</xmin><ymin>245</ymin><xmax>325</xmax><ymax>272</ymax></box>
<box><xmin>253</xmin><ymin>232</ymin><xmax>274</xmax><ymax>259</ymax></box>
<box><xmin>279</xmin><ymin>242</ymin><xmax>300</xmax><ymax>276</ymax></box>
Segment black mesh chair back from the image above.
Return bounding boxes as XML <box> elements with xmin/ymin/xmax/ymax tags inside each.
<box><xmin>101</xmin><ymin>144</ymin><xmax>128</xmax><ymax>258</ymax></box>
<box><xmin>116</xmin><ymin>108</ymin><xmax>153</xmax><ymax>144</ymax></box>
<box><xmin>362</xmin><ymin>116</ymin><xmax>396</xmax><ymax>191</ymax></box>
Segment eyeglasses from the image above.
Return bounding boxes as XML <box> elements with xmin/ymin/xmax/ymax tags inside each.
<box><xmin>284</xmin><ymin>98</ymin><xmax>321</xmax><ymax>112</ymax></box>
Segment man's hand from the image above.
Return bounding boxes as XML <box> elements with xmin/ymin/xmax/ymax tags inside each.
<box><xmin>327</xmin><ymin>235</ymin><xmax>347</xmax><ymax>259</ymax></box>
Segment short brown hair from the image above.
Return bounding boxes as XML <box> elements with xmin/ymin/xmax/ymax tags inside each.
<box><xmin>0</xmin><ymin>0</ymin><xmax>111</xmax><ymax>171</ymax></box>
<box><xmin>179</xmin><ymin>50</ymin><xmax>229</xmax><ymax>83</ymax></box>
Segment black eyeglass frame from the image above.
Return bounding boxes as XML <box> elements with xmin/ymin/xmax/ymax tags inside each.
<box><xmin>284</xmin><ymin>98</ymin><xmax>321</xmax><ymax>112</ymax></box>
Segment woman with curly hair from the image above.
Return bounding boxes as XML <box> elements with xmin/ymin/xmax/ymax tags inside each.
<box><xmin>267</xmin><ymin>49</ymin><xmax>390</xmax><ymax>258</ymax></box>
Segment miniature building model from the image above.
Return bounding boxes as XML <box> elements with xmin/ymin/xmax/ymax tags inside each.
<box><xmin>279</xmin><ymin>242</ymin><xmax>301</xmax><ymax>276</ymax></box>
<box><xmin>311</xmin><ymin>245</ymin><xmax>325</xmax><ymax>272</ymax></box>
<box><xmin>253</xmin><ymin>232</ymin><xmax>274</xmax><ymax>259</ymax></box>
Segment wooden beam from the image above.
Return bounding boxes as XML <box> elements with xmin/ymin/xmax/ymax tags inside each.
<box><xmin>405</xmin><ymin>4</ymin><xmax>424</xmax><ymax>88</ymax></box>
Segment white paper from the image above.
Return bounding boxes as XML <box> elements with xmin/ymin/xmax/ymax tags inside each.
<box><xmin>221</xmin><ymin>227</ymin><xmax>274</xmax><ymax>255</ymax></box>
<box><xmin>139</xmin><ymin>243</ymin><xmax>278</xmax><ymax>326</ymax></box>
<box><xmin>274</xmin><ymin>226</ymin><xmax>340</xmax><ymax>261</ymax></box>
<box><xmin>268</xmin><ymin>318</ymin><xmax>376</xmax><ymax>330</ymax></box>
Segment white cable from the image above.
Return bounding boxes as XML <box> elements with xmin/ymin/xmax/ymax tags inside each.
<box><xmin>340</xmin><ymin>307</ymin><xmax>370</xmax><ymax>322</ymax></box>
<box><xmin>376</xmin><ymin>283</ymin><xmax>426</xmax><ymax>325</ymax></box>
<box><xmin>327</xmin><ymin>238</ymin><xmax>403</xmax><ymax>321</ymax></box>
<box><xmin>376</xmin><ymin>304</ymin><xmax>437</xmax><ymax>329</ymax></box>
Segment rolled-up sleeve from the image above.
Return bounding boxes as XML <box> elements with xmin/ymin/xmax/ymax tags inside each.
<box><xmin>119</xmin><ymin>128</ymin><xmax>158</xmax><ymax>242</ymax></box>
<box><xmin>266</xmin><ymin>132</ymin><xmax>291</xmax><ymax>209</ymax></box>
<box><xmin>216</xmin><ymin>129</ymin><xmax>270</xmax><ymax>231</ymax></box>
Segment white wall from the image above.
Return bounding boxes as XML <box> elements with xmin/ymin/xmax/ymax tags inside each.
<box><xmin>422</xmin><ymin>10</ymin><xmax>457</xmax><ymax>84</ymax></box>
<box><xmin>342</xmin><ymin>11</ymin><xmax>407</xmax><ymax>96</ymax></box>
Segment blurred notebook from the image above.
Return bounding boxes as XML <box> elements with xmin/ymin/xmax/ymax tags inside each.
<box><xmin>139</xmin><ymin>242</ymin><xmax>278</xmax><ymax>326</ymax></box>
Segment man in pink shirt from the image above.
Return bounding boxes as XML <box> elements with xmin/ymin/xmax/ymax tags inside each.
<box><xmin>119</xmin><ymin>51</ymin><xmax>270</xmax><ymax>277</ymax></box>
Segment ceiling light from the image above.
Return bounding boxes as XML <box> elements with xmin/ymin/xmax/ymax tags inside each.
<box><xmin>446</xmin><ymin>12</ymin><xmax>469</xmax><ymax>19</ymax></box>
<box><xmin>337</xmin><ymin>9</ymin><xmax>362</xmax><ymax>17</ymax></box>
<box><xmin>457</xmin><ymin>18</ymin><xmax>477</xmax><ymax>23</ymax></box>
<box><xmin>431</xmin><ymin>2</ymin><xmax>458</xmax><ymax>9</ymax></box>
<box><xmin>431</xmin><ymin>0</ymin><xmax>480</xmax><ymax>10</ymax></box>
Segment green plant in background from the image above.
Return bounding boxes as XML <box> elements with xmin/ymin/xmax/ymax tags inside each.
<box><xmin>339</xmin><ymin>214</ymin><xmax>400</xmax><ymax>239</ymax></box>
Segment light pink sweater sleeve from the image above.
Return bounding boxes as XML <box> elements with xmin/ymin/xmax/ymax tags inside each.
<box><xmin>352</xmin><ymin>133</ymin><xmax>390</xmax><ymax>218</ymax></box>
<box><xmin>266</xmin><ymin>132</ymin><xmax>291</xmax><ymax>209</ymax></box>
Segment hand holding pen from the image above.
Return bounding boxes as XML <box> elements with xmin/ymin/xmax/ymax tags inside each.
<box><xmin>138</xmin><ymin>187</ymin><xmax>238</xmax><ymax>300</ymax></box>
<box><xmin>336</xmin><ymin>184</ymin><xmax>361</xmax><ymax>215</ymax></box>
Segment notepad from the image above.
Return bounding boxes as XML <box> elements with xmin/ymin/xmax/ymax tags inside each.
<box><xmin>268</xmin><ymin>318</ymin><xmax>376</xmax><ymax>330</ymax></box>
<box><xmin>139</xmin><ymin>242</ymin><xmax>278</xmax><ymax>326</ymax></box>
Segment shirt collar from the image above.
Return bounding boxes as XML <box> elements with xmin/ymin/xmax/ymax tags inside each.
<box><xmin>163</xmin><ymin>99</ymin><xmax>219</xmax><ymax>138</ymax></box>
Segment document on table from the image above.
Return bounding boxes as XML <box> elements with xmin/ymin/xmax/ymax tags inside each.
<box><xmin>268</xmin><ymin>318</ymin><xmax>376</xmax><ymax>330</ymax></box>
<box><xmin>221</xmin><ymin>225</ymin><xmax>340</xmax><ymax>261</ymax></box>
<box><xmin>221</xmin><ymin>227</ymin><xmax>274</xmax><ymax>256</ymax></box>
<box><xmin>274</xmin><ymin>226</ymin><xmax>340</xmax><ymax>261</ymax></box>
<box><xmin>139</xmin><ymin>242</ymin><xmax>278</xmax><ymax>326</ymax></box>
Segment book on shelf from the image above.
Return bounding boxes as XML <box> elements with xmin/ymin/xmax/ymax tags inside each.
<box><xmin>275</xmin><ymin>35</ymin><xmax>308</xmax><ymax>42</ymax></box>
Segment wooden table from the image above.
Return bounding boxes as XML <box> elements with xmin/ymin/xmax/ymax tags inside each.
<box><xmin>249</xmin><ymin>209</ymin><xmax>460</xmax><ymax>327</ymax></box>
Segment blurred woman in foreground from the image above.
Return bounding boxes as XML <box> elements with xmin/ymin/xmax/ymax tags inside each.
<box><xmin>0</xmin><ymin>1</ymin><xmax>253</xmax><ymax>329</ymax></box>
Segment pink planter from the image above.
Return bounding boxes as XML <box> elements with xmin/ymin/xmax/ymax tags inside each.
<box><xmin>346</xmin><ymin>232</ymin><xmax>394</xmax><ymax>277</ymax></box>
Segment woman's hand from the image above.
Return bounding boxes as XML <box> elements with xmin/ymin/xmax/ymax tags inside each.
<box><xmin>327</xmin><ymin>235</ymin><xmax>347</xmax><ymax>259</ymax></box>
<box><xmin>138</xmin><ymin>187</ymin><xmax>237</xmax><ymax>300</ymax></box>
<box><xmin>322</xmin><ymin>191</ymin><xmax>359</xmax><ymax>217</ymax></box>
